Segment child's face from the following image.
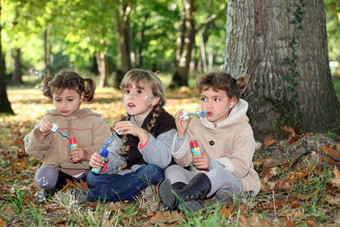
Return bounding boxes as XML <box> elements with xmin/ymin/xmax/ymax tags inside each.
<box><xmin>53</xmin><ymin>88</ymin><xmax>82</xmax><ymax>117</ymax></box>
<box><xmin>123</xmin><ymin>82</ymin><xmax>158</xmax><ymax>122</ymax></box>
<box><xmin>200</xmin><ymin>87</ymin><xmax>237</xmax><ymax>126</ymax></box>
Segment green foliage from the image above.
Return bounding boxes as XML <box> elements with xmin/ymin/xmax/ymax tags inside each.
<box><xmin>325</xmin><ymin>0</ymin><xmax>340</xmax><ymax>61</ymax></box>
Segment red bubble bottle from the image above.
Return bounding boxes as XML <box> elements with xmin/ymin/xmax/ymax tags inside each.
<box><xmin>190</xmin><ymin>140</ymin><xmax>201</xmax><ymax>157</ymax></box>
<box><xmin>69</xmin><ymin>138</ymin><xmax>80</xmax><ymax>163</ymax></box>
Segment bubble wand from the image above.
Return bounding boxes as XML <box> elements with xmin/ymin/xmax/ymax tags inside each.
<box><xmin>51</xmin><ymin>123</ymin><xmax>70</xmax><ymax>139</ymax></box>
<box><xmin>180</xmin><ymin>110</ymin><xmax>205</xmax><ymax>120</ymax></box>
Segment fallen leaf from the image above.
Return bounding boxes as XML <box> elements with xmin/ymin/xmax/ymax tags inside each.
<box><xmin>321</xmin><ymin>145</ymin><xmax>340</xmax><ymax>164</ymax></box>
<box><xmin>330</xmin><ymin>165</ymin><xmax>340</xmax><ymax>186</ymax></box>
<box><xmin>220</xmin><ymin>205</ymin><xmax>235</xmax><ymax>218</ymax></box>
<box><xmin>281</xmin><ymin>208</ymin><xmax>304</xmax><ymax>219</ymax></box>
<box><xmin>297</xmin><ymin>190</ymin><xmax>318</xmax><ymax>200</ymax></box>
<box><xmin>149</xmin><ymin>211</ymin><xmax>183</xmax><ymax>225</ymax></box>
<box><xmin>0</xmin><ymin>218</ymin><xmax>8</xmax><ymax>227</ymax></box>
<box><xmin>281</xmin><ymin>126</ymin><xmax>296</xmax><ymax>137</ymax></box>
<box><xmin>11</xmin><ymin>138</ymin><xmax>24</xmax><ymax>146</ymax></box>
<box><xmin>289</xmin><ymin>136</ymin><xmax>301</xmax><ymax>145</ymax></box>
<box><xmin>262</xmin><ymin>138</ymin><xmax>277</xmax><ymax>147</ymax></box>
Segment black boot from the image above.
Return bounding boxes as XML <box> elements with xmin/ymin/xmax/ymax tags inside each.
<box><xmin>178</xmin><ymin>200</ymin><xmax>204</xmax><ymax>213</ymax></box>
<box><xmin>160</xmin><ymin>173</ymin><xmax>211</xmax><ymax>211</ymax></box>
<box><xmin>172</xmin><ymin>182</ymin><xmax>186</xmax><ymax>191</ymax></box>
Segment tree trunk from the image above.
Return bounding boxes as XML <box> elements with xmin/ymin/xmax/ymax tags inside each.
<box><xmin>224</xmin><ymin>0</ymin><xmax>340</xmax><ymax>141</ymax></box>
<box><xmin>96</xmin><ymin>51</ymin><xmax>109</xmax><ymax>88</ymax></box>
<box><xmin>44</xmin><ymin>25</ymin><xmax>53</xmax><ymax>77</ymax></box>
<box><xmin>113</xmin><ymin>1</ymin><xmax>132</xmax><ymax>88</ymax></box>
<box><xmin>170</xmin><ymin>0</ymin><xmax>195</xmax><ymax>88</ymax></box>
<box><xmin>0</xmin><ymin>7</ymin><xmax>14</xmax><ymax>115</ymax></box>
<box><xmin>11</xmin><ymin>48</ymin><xmax>22</xmax><ymax>84</ymax></box>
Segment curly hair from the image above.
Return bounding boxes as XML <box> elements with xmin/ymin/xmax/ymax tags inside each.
<box><xmin>197</xmin><ymin>72</ymin><xmax>248</xmax><ymax>100</ymax></box>
<box><xmin>42</xmin><ymin>70</ymin><xmax>95</xmax><ymax>102</ymax></box>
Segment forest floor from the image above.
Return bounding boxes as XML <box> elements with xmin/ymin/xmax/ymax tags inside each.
<box><xmin>0</xmin><ymin>87</ymin><xmax>339</xmax><ymax>226</ymax></box>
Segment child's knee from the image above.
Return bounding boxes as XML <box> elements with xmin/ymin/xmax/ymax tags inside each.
<box><xmin>35</xmin><ymin>166</ymin><xmax>58</xmax><ymax>189</ymax></box>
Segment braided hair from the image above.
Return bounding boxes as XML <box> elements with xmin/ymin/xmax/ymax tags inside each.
<box><xmin>119</xmin><ymin>69</ymin><xmax>166</xmax><ymax>156</ymax></box>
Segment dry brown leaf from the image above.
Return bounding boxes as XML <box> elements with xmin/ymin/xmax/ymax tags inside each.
<box><xmin>281</xmin><ymin>126</ymin><xmax>296</xmax><ymax>137</ymax></box>
<box><xmin>10</xmin><ymin>159</ymin><xmax>28</xmax><ymax>173</ymax></box>
<box><xmin>304</xmin><ymin>132</ymin><xmax>314</xmax><ymax>136</ymax></box>
<box><xmin>281</xmin><ymin>208</ymin><xmax>304</xmax><ymax>219</ymax></box>
<box><xmin>220</xmin><ymin>205</ymin><xmax>235</xmax><ymax>218</ymax></box>
<box><xmin>149</xmin><ymin>211</ymin><xmax>183</xmax><ymax>225</ymax></box>
<box><xmin>0</xmin><ymin>217</ymin><xmax>8</xmax><ymax>227</ymax></box>
<box><xmin>289</xmin><ymin>136</ymin><xmax>301</xmax><ymax>145</ymax></box>
<box><xmin>321</xmin><ymin>145</ymin><xmax>340</xmax><ymax>164</ymax></box>
<box><xmin>1</xmin><ymin>206</ymin><xmax>16</xmax><ymax>214</ymax></box>
<box><xmin>330</xmin><ymin>165</ymin><xmax>340</xmax><ymax>186</ymax></box>
<box><xmin>296</xmin><ymin>190</ymin><xmax>318</xmax><ymax>200</ymax></box>
<box><xmin>288</xmin><ymin>169</ymin><xmax>310</xmax><ymax>181</ymax></box>
<box><xmin>239</xmin><ymin>213</ymin><xmax>261</xmax><ymax>227</ymax></box>
<box><xmin>262</xmin><ymin>138</ymin><xmax>277</xmax><ymax>147</ymax></box>
<box><xmin>11</xmin><ymin>138</ymin><xmax>24</xmax><ymax>146</ymax></box>
<box><xmin>305</xmin><ymin>218</ymin><xmax>316</xmax><ymax>226</ymax></box>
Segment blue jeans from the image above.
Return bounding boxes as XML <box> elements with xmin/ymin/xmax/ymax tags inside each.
<box><xmin>86</xmin><ymin>164</ymin><xmax>164</xmax><ymax>202</ymax></box>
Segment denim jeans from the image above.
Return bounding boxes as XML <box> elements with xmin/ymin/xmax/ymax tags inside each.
<box><xmin>86</xmin><ymin>164</ymin><xmax>164</xmax><ymax>202</ymax></box>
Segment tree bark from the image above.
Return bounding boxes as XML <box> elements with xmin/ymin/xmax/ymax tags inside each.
<box><xmin>0</xmin><ymin>6</ymin><xmax>14</xmax><ymax>115</ymax></box>
<box><xmin>96</xmin><ymin>51</ymin><xmax>109</xmax><ymax>88</ymax></box>
<box><xmin>44</xmin><ymin>25</ymin><xmax>53</xmax><ymax>77</ymax></box>
<box><xmin>11</xmin><ymin>48</ymin><xmax>22</xmax><ymax>84</ymax></box>
<box><xmin>170</xmin><ymin>0</ymin><xmax>195</xmax><ymax>88</ymax></box>
<box><xmin>113</xmin><ymin>1</ymin><xmax>132</xmax><ymax>88</ymax></box>
<box><xmin>171</xmin><ymin>1</ymin><xmax>227</xmax><ymax>88</ymax></box>
<box><xmin>224</xmin><ymin>0</ymin><xmax>340</xmax><ymax>141</ymax></box>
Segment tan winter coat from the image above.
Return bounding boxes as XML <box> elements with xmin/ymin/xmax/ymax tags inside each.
<box><xmin>24</xmin><ymin>108</ymin><xmax>111</xmax><ymax>176</ymax></box>
<box><xmin>172</xmin><ymin>99</ymin><xmax>261</xmax><ymax>195</ymax></box>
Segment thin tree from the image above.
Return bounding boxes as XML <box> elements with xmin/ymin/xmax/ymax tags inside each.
<box><xmin>170</xmin><ymin>0</ymin><xmax>227</xmax><ymax>88</ymax></box>
<box><xmin>224</xmin><ymin>0</ymin><xmax>340</xmax><ymax>140</ymax></box>
<box><xmin>0</xmin><ymin>5</ymin><xmax>14</xmax><ymax>115</ymax></box>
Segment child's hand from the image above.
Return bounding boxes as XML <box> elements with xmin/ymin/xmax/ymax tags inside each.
<box><xmin>39</xmin><ymin>122</ymin><xmax>53</xmax><ymax>140</ymax></box>
<box><xmin>70</xmin><ymin>147</ymin><xmax>89</xmax><ymax>162</ymax></box>
<box><xmin>115</xmin><ymin>121</ymin><xmax>149</xmax><ymax>145</ymax></box>
<box><xmin>174</xmin><ymin>109</ymin><xmax>189</xmax><ymax>138</ymax></box>
<box><xmin>89</xmin><ymin>152</ymin><xmax>106</xmax><ymax>168</ymax></box>
<box><xmin>193</xmin><ymin>148</ymin><xmax>210</xmax><ymax>170</ymax></box>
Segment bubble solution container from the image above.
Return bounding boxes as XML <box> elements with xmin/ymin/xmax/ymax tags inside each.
<box><xmin>91</xmin><ymin>147</ymin><xmax>109</xmax><ymax>174</ymax></box>
<box><xmin>190</xmin><ymin>140</ymin><xmax>201</xmax><ymax>157</ymax></box>
<box><xmin>69</xmin><ymin>138</ymin><xmax>80</xmax><ymax>163</ymax></box>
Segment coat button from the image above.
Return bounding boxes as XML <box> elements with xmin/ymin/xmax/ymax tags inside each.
<box><xmin>209</xmin><ymin>140</ymin><xmax>214</xmax><ymax>146</ymax></box>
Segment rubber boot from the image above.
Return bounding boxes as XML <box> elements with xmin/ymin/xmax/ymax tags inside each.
<box><xmin>178</xmin><ymin>200</ymin><xmax>204</xmax><ymax>213</ymax></box>
<box><xmin>160</xmin><ymin>173</ymin><xmax>211</xmax><ymax>211</ymax></box>
<box><xmin>160</xmin><ymin>181</ymin><xmax>186</xmax><ymax>211</ymax></box>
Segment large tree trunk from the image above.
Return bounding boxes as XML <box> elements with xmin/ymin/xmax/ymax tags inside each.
<box><xmin>11</xmin><ymin>48</ymin><xmax>23</xmax><ymax>84</ymax></box>
<box><xmin>224</xmin><ymin>0</ymin><xmax>340</xmax><ymax>141</ymax></box>
<box><xmin>96</xmin><ymin>51</ymin><xmax>109</xmax><ymax>88</ymax></box>
<box><xmin>170</xmin><ymin>0</ymin><xmax>195</xmax><ymax>88</ymax></box>
<box><xmin>0</xmin><ymin>7</ymin><xmax>14</xmax><ymax>115</ymax></box>
<box><xmin>113</xmin><ymin>1</ymin><xmax>132</xmax><ymax>88</ymax></box>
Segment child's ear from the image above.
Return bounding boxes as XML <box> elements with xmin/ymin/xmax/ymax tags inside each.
<box><xmin>229</xmin><ymin>97</ymin><xmax>237</xmax><ymax>109</ymax></box>
<box><xmin>152</xmin><ymin>97</ymin><xmax>160</xmax><ymax>106</ymax></box>
<box><xmin>80</xmin><ymin>92</ymin><xmax>85</xmax><ymax>101</ymax></box>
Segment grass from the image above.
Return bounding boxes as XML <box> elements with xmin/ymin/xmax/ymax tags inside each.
<box><xmin>332</xmin><ymin>75</ymin><xmax>340</xmax><ymax>99</ymax></box>
<box><xmin>1</xmin><ymin>79</ymin><xmax>339</xmax><ymax>226</ymax></box>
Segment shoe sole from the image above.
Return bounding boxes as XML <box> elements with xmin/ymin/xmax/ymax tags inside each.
<box><xmin>159</xmin><ymin>179</ymin><xmax>177</xmax><ymax>211</ymax></box>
